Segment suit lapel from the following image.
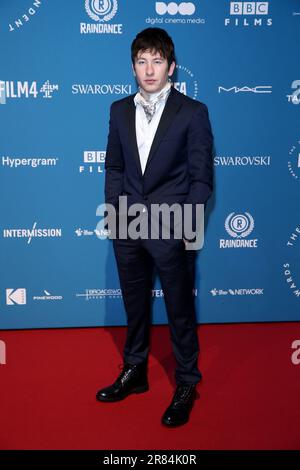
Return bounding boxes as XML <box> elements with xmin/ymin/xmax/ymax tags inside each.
<box><xmin>143</xmin><ymin>86</ymin><xmax>182</xmax><ymax>175</ymax></box>
<box><xmin>125</xmin><ymin>86</ymin><xmax>182</xmax><ymax>178</ymax></box>
<box><xmin>126</xmin><ymin>96</ymin><xmax>143</xmax><ymax>177</ymax></box>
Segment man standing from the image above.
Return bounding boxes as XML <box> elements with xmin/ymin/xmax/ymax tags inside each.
<box><xmin>96</xmin><ymin>28</ymin><xmax>213</xmax><ymax>427</ymax></box>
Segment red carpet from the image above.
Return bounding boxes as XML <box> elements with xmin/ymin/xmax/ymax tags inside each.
<box><xmin>0</xmin><ymin>322</ymin><xmax>299</xmax><ymax>450</ymax></box>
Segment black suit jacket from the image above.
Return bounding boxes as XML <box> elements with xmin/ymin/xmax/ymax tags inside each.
<box><xmin>104</xmin><ymin>86</ymin><xmax>213</xmax><ymax>239</ymax></box>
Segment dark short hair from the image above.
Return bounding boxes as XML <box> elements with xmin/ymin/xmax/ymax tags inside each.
<box><xmin>131</xmin><ymin>28</ymin><xmax>175</xmax><ymax>68</ymax></box>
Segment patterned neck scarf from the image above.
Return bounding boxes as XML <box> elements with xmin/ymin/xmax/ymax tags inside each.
<box><xmin>134</xmin><ymin>82</ymin><xmax>172</xmax><ymax>123</ymax></box>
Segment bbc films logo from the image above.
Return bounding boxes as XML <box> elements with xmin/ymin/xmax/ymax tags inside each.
<box><xmin>81</xmin><ymin>0</ymin><xmax>122</xmax><ymax>34</ymax></box>
<box><xmin>286</xmin><ymin>80</ymin><xmax>300</xmax><ymax>105</ymax></box>
<box><xmin>174</xmin><ymin>64</ymin><xmax>198</xmax><ymax>99</ymax></box>
<box><xmin>79</xmin><ymin>151</ymin><xmax>106</xmax><ymax>174</ymax></box>
<box><xmin>283</xmin><ymin>225</ymin><xmax>300</xmax><ymax>299</ymax></box>
<box><xmin>0</xmin><ymin>80</ymin><xmax>58</xmax><ymax>105</ymax></box>
<box><xmin>218</xmin><ymin>84</ymin><xmax>272</xmax><ymax>95</ymax></box>
<box><xmin>225</xmin><ymin>2</ymin><xmax>272</xmax><ymax>27</ymax></box>
<box><xmin>146</xmin><ymin>2</ymin><xmax>205</xmax><ymax>26</ymax></box>
<box><xmin>6</xmin><ymin>288</ymin><xmax>27</xmax><ymax>305</ymax></box>
<box><xmin>288</xmin><ymin>141</ymin><xmax>300</xmax><ymax>181</ymax></box>
<box><xmin>220</xmin><ymin>212</ymin><xmax>258</xmax><ymax>248</ymax></box>
<box><xmin>7</xmin><ymin>0</ymin><xmax>42</xmax><ymax>32</ymax></box>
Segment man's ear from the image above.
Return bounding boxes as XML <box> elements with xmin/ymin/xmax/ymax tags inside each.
<box><xmin>168</xmin><ymin>61</ymin><xmax>176</xmax><ymax>77</ymax></box>
<box><xmin>132</xmin><ymin>64</ymin><xmax>136</xmax><ymax>77</ymax></box>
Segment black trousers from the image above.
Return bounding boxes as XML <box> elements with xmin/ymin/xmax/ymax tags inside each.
<box><xmin>112</xmin><ymin>236</ymin><xmax>202</xmax><ymax>385</ymax></box>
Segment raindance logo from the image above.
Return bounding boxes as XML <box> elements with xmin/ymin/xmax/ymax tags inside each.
<box><xmin>286</xmin><ymin>80</ymin><xmax>300</xmax><ymax>105</ymax></box>
<box><xmin>220</xmin><ymin>212</ymin><xmax>258</xmax><ymax>248</ymax></box>
<box><xmin>174</xmin><ymin>65</ymin><xmax>198</xmax><ymax>99</ymax></box>
<box><xmin>81</xmin><ymin>0</ymin><xmax>122</xmax><ymax>34</ymax></box>
<box><xmin>6</xmin><ymin>288</ymin><xmax>27</xmax><ymax>305</ymax></box>
<box><xmin>146</xmin><ymin>2</ymin><xmax>205</xmax><ymax>26</ymax></box>
<box><xmin>283</xmin><ymin>225</ymin><xmax>300</xmax><ymax>299</ymax></box>
<box><xmin>288</xmin><ymin>141</ymin><xmax>300</xmax><ymax>181</ymax></box>
<box><xmin>210</xmin><ymin>287</ymin><xmax>264</xmax><ymax>296</ymax></box>
<box><xmin>79</xmin><ymin>150</ymin><xmax>106</xmax><ymax>174</ymax></box>
<box><xmin>225</xmin><ymin>2</ymin><xmax>272</xmax><ymax>27</ymax></box>
<box><xmin>3</xmin><ymin>222</ymin><xmax>62</xmax><ymax>244</ymax></box>
<box><xmin>0</xmin><ymin>80</ymin><xmax>58</xmax><ymax>104</ymax></box>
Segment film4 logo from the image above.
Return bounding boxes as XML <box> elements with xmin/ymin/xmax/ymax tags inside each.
<box><xmin>0</xmin><ymin>80</ymin><xmax>59</xmax><ymax>104</ymax></box>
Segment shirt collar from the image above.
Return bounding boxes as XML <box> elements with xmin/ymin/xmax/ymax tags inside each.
<box><xmin>134</xmin><ymin>81</ymin><xmax>172</xmax><ymax>106</ymax></box>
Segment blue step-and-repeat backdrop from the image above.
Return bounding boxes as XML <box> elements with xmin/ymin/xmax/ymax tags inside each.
<box><xmin>0</xmin><ymin>1</ymin><xmax>299</xmax><ymax>329</ymax></box>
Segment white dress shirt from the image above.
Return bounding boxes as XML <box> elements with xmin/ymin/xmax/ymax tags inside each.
<box><xmin>134</xmin><ymin>82</ymin><xmax>171</xmax><ymax>175</ymax></box>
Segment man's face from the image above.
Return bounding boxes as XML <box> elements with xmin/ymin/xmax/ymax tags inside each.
<box><xmin>133</xmin><ymin>49</ymin><xmax>175</xmax><ymax>94</ymax></box>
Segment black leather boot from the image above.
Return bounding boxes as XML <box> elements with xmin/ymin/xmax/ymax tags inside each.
<box><xmin>96</xmin><ymin>361</ymin><xmax>149</xmax><ymax>402</ymax></box>
<box><xmin>161</xmin><ymin>384</ymin><xmax>197</xmax><ymax>427</ymax></box>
